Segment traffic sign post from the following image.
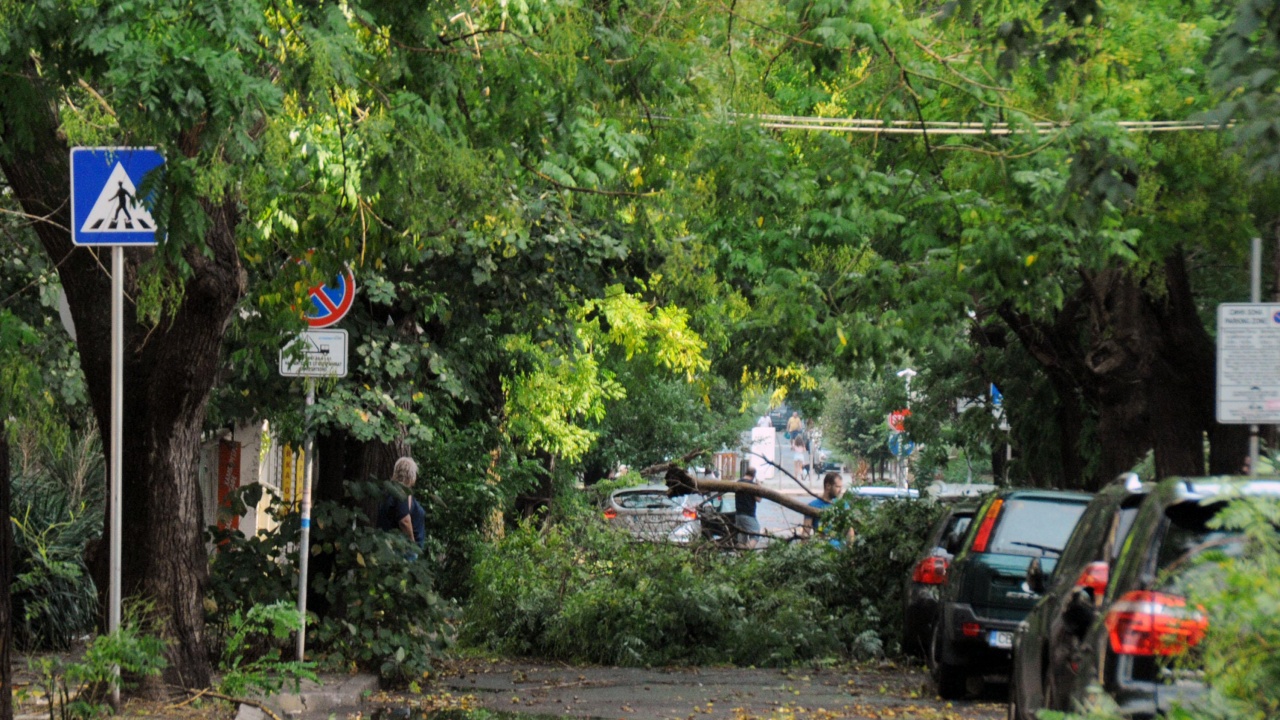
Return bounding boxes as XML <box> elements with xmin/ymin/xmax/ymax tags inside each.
<box><xmin>71</xmin><ymin>146</ymin><xmax>165</xmax><ymax>710</ymax></box>
<box><xmin>283</xmin><ymin>263</ymin><xmax>356</xmax><ymax>661</ymax></box>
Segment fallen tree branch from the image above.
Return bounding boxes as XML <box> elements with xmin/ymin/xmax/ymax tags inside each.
<box><xmin>172</xmin><ymin>687</ymin><xmax>284</xmax><ymax>720</ymax></box>
<box><xmin>640</xmin><ymin>461</ymin><xmax>821</xmax><ymax>518</ymax></box>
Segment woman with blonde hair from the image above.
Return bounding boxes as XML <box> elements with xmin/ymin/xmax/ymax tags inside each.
<box><xmin>377</xmin><ymin>457</ymin><xmax>426</xmax><ymax>556</ymax></box>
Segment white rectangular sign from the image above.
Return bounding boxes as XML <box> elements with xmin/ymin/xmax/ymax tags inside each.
<box><xmin>280</xmin><ymin>329</ymin><xmax>348</xmax><ymax>378</ymax></box>
<box><xmin>1216</xmin><ymin>303</ymin><xmax>1280</xmax><ymax>423</ymax></box>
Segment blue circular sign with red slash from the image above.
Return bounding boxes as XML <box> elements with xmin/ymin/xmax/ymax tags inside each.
<box><xmin>305</xmin><ymin>267</ymin><xmax>356</xmax><ymax>328</ymax></box>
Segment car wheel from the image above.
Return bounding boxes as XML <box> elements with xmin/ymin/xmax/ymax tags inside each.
<box><xmin>929</xmin><ymin>622</ymin><xmax>967</xmax><ymax>700</ymax></box>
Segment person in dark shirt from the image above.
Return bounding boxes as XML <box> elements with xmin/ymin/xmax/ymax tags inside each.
<box><xmin>377</xmin><ymin>456</ymin><xmax>426</xmax><ymax>558</ymax></box>
<box><xmin>735</xmin><ymin>467</ymin><xmax>760</xmax><ymax>548</ymax></box>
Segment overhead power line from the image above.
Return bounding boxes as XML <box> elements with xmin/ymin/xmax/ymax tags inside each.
<box><xmin>743</xmin><ymin>113</ymin><xmax>1224</xmax><ymax>135</ymax></box>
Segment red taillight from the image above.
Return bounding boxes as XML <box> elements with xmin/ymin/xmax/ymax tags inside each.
<box><xmin>912</xmin><ymin>556</ymin><xmax>949</xmax><ymax>585</ymax></box>
<box><xmin>1105</xmin><ymin>590</ymin><xmax>1208</xmax><ymax>656</ymax></box>
<box><xmin>971</xmin><ymin>499</ymin><xmax>1004</xmax><ymax>553</ymax></box>
<box><xmin>682</xmin><ymin>508</ymin><xmax>697</xmax><ymax>520</ymax></box>
<box><xmin>604</xmin><ymin>507</ymin><xmax>618</xmax><ymax>520</ymax></box>
<box><xmin>962</xmin><ymin>622</ymin><xmax>982</xmax><ymax>638</ymax></box>
<box><xmin>1075</xmin><ymin>561</ymin><xmax>1109</xmax><ymax>597</ymax></box>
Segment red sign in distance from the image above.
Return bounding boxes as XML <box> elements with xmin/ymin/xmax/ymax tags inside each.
<box><xmin>887</xmin><ymin>408</ymin><xmax>912</xmax><ymax>433</ymax></box>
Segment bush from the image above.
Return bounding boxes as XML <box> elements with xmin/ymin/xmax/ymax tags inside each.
<box><xmin>207</xmin><ymin>482</ymin><xmax>456</xmax><ymax>684</ymax></box>
<box><xmin>463</xmin><ymin>492</ymin><xmax>943</xmax><ymax>666</ymax></box>
<box><xmin>11</xmin><ymin>468</ymin><xmax>102</xmax><ymax>651</ymax></box>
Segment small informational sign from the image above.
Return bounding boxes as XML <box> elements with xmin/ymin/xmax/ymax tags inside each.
<box><xmin>280</xmin><ymin>329</ymin><xmax>349</xmax><ymax>377</ymax></box>
<box><xmin>71</xmin><ymin>147</ymin><xmax>165</xmax><ymax>246</ymax></box>
<box><xmin>1216</xmin><ymin>303</ymin><xmax>1280</xmax><ymax>424</ymax></box>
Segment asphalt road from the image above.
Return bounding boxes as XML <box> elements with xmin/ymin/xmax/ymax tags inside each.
<box><xmin>431</xmin><ymin>659</ymin><xmax>1006</xmax><ymax>720</ymax></box>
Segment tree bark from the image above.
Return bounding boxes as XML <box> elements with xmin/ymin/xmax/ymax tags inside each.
<box><xmin>0</xmin><ymin>417</ymin><xmax>13</xmax><ymax>720</ymax></box>
<box><xmin>1001</xmin><ymin>251</ymin><xmax>1241</xmax><ymax>489</ymax></box>
<box><xmin>0</xmin><ymin>71</ymin><xmax>242</xmax><ymax>688</ymax></box>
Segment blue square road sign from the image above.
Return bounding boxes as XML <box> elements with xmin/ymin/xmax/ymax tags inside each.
<box><xmin>70</xmin><ymin>147</ymin><xmax>165</xmax><ymax>246</ymax></box>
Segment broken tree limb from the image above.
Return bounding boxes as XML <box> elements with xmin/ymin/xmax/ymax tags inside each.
<box><xmin>639</xmin><ymin>461</ymin><xmax>822</xmax><ymax>518</ymax></box>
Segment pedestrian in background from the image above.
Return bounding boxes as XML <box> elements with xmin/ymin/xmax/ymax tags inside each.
<box><xmin>791</xmin><ymin>425</ymin><xmax>808</xmax><ymax>480</ymax></box>
<box><xmin>785</xmin><ymin>411</ymin><xmax>802</xmax><ymax>439</ymax></box>
<box><xmin>377</xmin><ymin>456</ymin><xmax>426</xmax><ymax>559</ymax></box>
<box><xmin>804</xmin><ymin>471</ymin><xmax>844</xmax><ymax>537</ymax></box>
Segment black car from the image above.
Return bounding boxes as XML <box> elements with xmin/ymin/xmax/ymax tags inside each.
<box><xmin>902</xmin><ymin>504</ymin><xmax>977</xmax><ymax>657</ymax></box>
<box><xmin>929</xmin><ymin>489</ymin><xmax>1092</xmax><ymax>698</ymax></box>
<box><xmin>1008</xmin><ymin>474</ymin><xmax>1149</xmax><ymax>720</ymax></box>
<box><xmin>1066</xmin><ymin>477</ymin><xmax>1280</xmax><ymax>718</ymax></box>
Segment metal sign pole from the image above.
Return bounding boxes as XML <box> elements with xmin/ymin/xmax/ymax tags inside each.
<box><xmin>1250</xmin><ymin>237</ymin><xmax>1262</xmax><ymax>476</ymax></box>
<box><xmin>109</xmin><ymin>246</ymin><xmax>123</xmax><ymax>708</ymax></box>
<box><xmin>296</xmin><ymin>377</ymin><xmax>316</xmax><ymax>661</ymax></box>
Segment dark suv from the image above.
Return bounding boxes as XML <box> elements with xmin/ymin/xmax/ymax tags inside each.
<box><xmin>929</xmin><ymin>489</ymin><xmax>1092</xmax><ymax>698</ymax></box>
<box><xmin>1008</xmin><ymin>474</ymin><xmax>1150</xmax><ymax>720</ymax></box>
<box><xmin>902</xmin><ymin>504</ymin><xmax>976</xmax><ymax>657</ymax></box>
<box><xmin>1066</xmin><ymin>477</ymin><xmax>1280</xmax><ymax>718</ymax></box>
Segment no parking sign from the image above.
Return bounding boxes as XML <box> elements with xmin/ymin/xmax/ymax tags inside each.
<box><xmin>303</xmin><ymin>265</ymin><xmax>356</xmax><ymax>328</ymax></box>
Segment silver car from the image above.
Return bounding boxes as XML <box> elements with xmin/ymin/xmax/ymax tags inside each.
<box><xmin>604</xmin><ymin>484</ymin><xmax>702</xmax><ymax>543</ymax></box>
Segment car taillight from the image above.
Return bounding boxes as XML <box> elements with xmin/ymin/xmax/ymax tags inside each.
<box><xmin>1075</xmin><ymin>561</ymin><xmax>1109</xmax><ymax>597</ymax></box>
<box><xmin>962</xmin><ymin>622</ymin><xmax>982</xmax><ymax>637</ymax></box>
<box><xmin>971</xmin><ymin>498</ymin><xmax>1003</xmax><ymax>553</ymax></box>
<box><xmin>911</xmin><ymin>556</ymin><xmax>949</xmax><ymax>585</ymax></box>
<box><xmin>604</xmin><ymin>508</ymin><xmax>618</xmax><ymax>520</ymax></box>
<box><xmin>1105</xmin><ymin>590</ymin><xmax>1208</xmax><ymax>656</ymax></box>
<box><xmin>682</xmin><ymin>508</ymin><xmax>697</xmax><ymax>520</ymax></box>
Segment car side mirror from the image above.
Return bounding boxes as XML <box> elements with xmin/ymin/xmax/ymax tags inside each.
<box><xmin>1026</xmin><ymin>556</ymin><xmax>1047</xmax><ymax>595</ymax></box>
<box><xmin>1062</xmin><ymin>587</ymin><xmax>1097</xmax><ymax>639</ymax></box>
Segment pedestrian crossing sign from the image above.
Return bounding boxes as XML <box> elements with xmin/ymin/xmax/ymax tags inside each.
<box><xmin>70</xmin><ymin>147</ymin><xmax>165</xmax><ymax>246</ymax></box>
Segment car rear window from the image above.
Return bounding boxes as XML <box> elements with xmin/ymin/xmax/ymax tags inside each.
<box><xmin>615</xmin><ymin>491</ymin><xmax>682</xmax><ymax>510</ymax></box>
<box><xmin>1156</xmin><ymin>501</ymin><xmax>1243</xmax><ymax>576</ymax></box>
<box><xmin>988</xmin><ymin>498</ymin><xmax>1088</xmax><ymax>557</ymax></box>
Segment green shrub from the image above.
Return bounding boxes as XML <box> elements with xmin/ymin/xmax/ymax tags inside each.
<box><xmin>27</xmin><ymin>601</ymin><xmax>167</xmax><ymax>720</ymax></box>
<box><xmin>11</xmin><ymin>473</ymin><xmax>101</xmax><ymax>651</ymax></box>
<box><xmin>217</xmin><ymin>601</ymin><xmax>318</xmax><ymax>698</ymax></box>
<box><xmin>463</xmin><ymin>492</ymin><xmax>943</xmax><ymax>666</ymax></box>
<box><xmin>206</xmin><ymin>482</ymin><xmax>456</xmax><ymax>684</ymax></box>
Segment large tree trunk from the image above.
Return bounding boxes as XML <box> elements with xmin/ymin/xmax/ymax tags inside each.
<box><xmin>1003</xmin><ymin>251</ymin><xmax>1243</xmax><ymax>490</ymax></box>
<box><xmin>0</xmin><ymin>417</ymin><xmax>13</xmax><ymax>720</ymax></box>
<box><xmin>1</xmin><ymin>73</ymin><xmax>242</xmax><ymax>688</ymax></box>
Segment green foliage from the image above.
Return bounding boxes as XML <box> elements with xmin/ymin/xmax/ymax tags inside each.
<box><xmin>217</xmin><ymin>601</ymin><xmax>319</xmax><ymax>698</ymax></box>
<box><xmin>11</xmin><ymin>465</ymin><xmax>101</xmax><ymax>651</ymax></box>
<box><xmin>207</xmin><ymin>482</ymin><xmax>456</xmax><ymax>684</ymax></box>
<box><xmin>464</xmin><ymin>493</ymin><xmax>944</xmax><ymax>665</ymax></box>
<box><xmin>1174</xmin><ymin>496</ymin><xmax>1280</xmax><ymax>719</ymax></box>
<box><xmin>28</xmin><ymin>603</ymin><xmax>168</xmax><ymax>720</ymax></box>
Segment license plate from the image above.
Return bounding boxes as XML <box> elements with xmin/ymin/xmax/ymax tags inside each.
<box><xmin>989</xmin><ymin>631</ymin><xmax>1013</xmax><ymax>649</ymax></box>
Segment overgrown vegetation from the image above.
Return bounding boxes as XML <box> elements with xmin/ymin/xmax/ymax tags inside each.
<box><xmin>25</xmin><ymin>602</ymin><xmax>167</xmax><ymax>720</ymax></box>
<box><xmin>206</xmin><ymin>482</ymin><xmax>455</xmax><ymax>684</ymax></box>
<box><xmin>11</xmin><ymin>431</ymin><xmax>102</xmax><ymax>651</ymax></box>
<box><xmin>464</xmin><ymin>490</ymin><xmax>945</xmax><ymax>666</ymax></box>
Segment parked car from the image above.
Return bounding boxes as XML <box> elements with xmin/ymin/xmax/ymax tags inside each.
<box><xmin>604</xmin><ymin>484</ymin><xmax>702</xmax><ymax>543</ymax></box>
<box><xmin>1065</xmin><ymin>477</ymin><xmax>1280</xmax><ymax>718</ymax></box>
<box><xmin>929</xmin><ymin>488</ymin><xmax>1093</xmax><ymax>698</ymax></box>
<box><xmin>768</xmin><ymin>404</ymin><xmax>792</xmax><ymax>430</ymax></box>
<box><xmin>1008</xmin><ymin>474</ymin><xmax>1150</xmax><ymax>720</ymax></box>
<box><xmin>902</xmin><ymin>504</ymin><xmax>977</xmax><ymax>657</ymax></box>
